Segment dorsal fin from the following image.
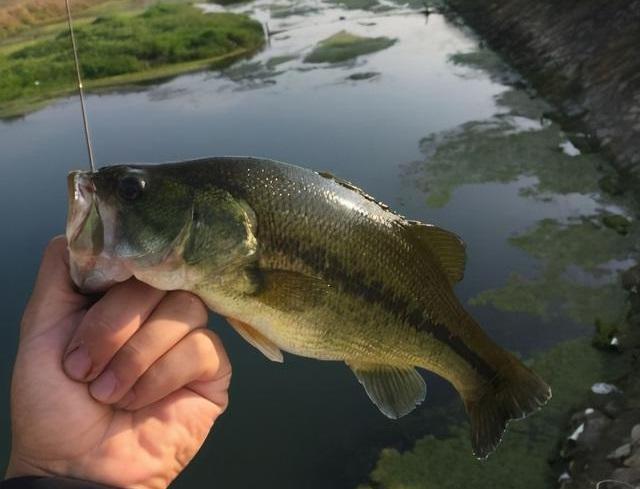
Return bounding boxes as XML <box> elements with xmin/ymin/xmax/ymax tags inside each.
<box><xmin>317</xmin><ymin>171</ymin><xmax>398</xmax><ymax>215</ymax></box>
<box><xmin>404</xmin><ymin>220</ymin><xmax>466</xmax><ymax>284</ymax></box>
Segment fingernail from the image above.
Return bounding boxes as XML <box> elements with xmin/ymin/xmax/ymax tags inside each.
<box><xmin>64</xmin><ymin>345</ymin><xmax>92</xmax><ymax>380</ymax></box>
<box><xmin>116</xmin><ymin>390</ymin><xmax>135</xmax><ymax>410</ymax></box>
<box><xmin>90</xmin><ymin>371</ymin><xmax>117</xmax><ymax>402</ymax></box>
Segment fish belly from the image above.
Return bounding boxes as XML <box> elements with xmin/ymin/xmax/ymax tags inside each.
<box><xmin>199</xmin><ymin>282</ymin><xmax>450</xmax><ymax>369</ymax></box>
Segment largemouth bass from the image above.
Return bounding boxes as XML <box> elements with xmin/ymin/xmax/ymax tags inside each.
<box><xmin>66</xmin><ymin>157</ymin><xmax>551</xmax><ymax>458</ymax></box>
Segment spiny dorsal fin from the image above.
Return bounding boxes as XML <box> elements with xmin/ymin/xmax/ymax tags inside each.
<box><xmin>347</xmin><ymin>362</ymin><xmax>426</xmax><ymax>419</ymax></box>
<box><xmin>404</xmin><ymin>220</ymin><xmax>466</xmax><ymax>284</ymax></box>
<box><xmin>318</xmin><ymin>171</ymin><xmax>396</xmax><ymax>214</ymax></box>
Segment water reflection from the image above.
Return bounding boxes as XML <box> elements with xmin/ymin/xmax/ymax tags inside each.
<box><xmin>406</xmin><ymin>47</ymin><xmax>636</xmax><ymax>329</ymax></box>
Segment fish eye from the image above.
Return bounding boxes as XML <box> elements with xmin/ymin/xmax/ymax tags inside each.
<box><xmin>117</xmin><ymin>175</ymin><xmax>146</xmax><ymax>202</ymax></box>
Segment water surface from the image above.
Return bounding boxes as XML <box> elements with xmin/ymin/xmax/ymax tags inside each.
<box><xmin>0</xmin><ymin>3</ymin><xmax>634</xmax><ymax>488</ymax></box>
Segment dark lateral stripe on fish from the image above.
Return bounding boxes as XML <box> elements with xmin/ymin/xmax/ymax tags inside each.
<box><xmin>265</xmin><ymin>239</ymin><xmax>497</xmax><ymax>380</ymax></box>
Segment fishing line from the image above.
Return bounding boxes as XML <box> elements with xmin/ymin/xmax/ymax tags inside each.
<box><xmin>64</xmin><ymin>0</ymin><xmax>96</xmax><ymax>172</ymax></box>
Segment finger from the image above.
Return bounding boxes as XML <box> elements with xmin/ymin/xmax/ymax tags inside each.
<box><xmin>21</xmin><ymin>236</ymin><xmax>89</xmax><ymax>339</ymax></box>
<box><xmin>120</xmin><ymin>328</ymin><xmax>231</xmax><ymax>411</ymax></box>
<box><xmin>63</xmin><ymin>279</ymin><xmax>166</xmax><ymax>382</ymax></box>
<box><xmin>88</xmin><ymin>291</ymin><xmax>208</xmax><ymax>404</ymax></box>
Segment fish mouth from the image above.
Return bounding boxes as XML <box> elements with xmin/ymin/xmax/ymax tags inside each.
<box><xmin>66</xmin><ymin>170</ymin><xmax>133</xmax><ymax>292</ymax></box>
<box><xmin>66</xmin><ymin>171</ymin><xmax>96</xmax><ymax>246</ymax></box>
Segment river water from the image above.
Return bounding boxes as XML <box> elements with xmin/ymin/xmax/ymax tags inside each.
<box><xmin>0</xmin><ymin>1</ymin><xmax>635</xmax><ymax>488</ymax></box>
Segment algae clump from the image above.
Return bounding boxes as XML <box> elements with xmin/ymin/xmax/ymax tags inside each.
<box><xmin>601</xmin><ymin>214</ymin><xmax>632</xmax><ymax>236</ymax></box>
<box><xmin>470</xmin><ymin>217</ymin><xmax>633</xmax><ymax>326</ymax></box>
<box><xmin>208</xmin><ymin>0</ymin><xmax>253</xmax><ymax>5</ymax></box>
<box><xmin>304</xmin><ymin>30</ymin><xmax>395</xmax><ymax>64</ymax></box>
<box><xmin>325</xmin><ymin>0</ymin><xmax>380</xmax><ymax>10</ymax></box>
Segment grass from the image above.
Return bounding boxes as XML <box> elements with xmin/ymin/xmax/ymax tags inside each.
<box><xmin>0</xmin><ymin>0</ymin><xmax>105</xmax><ymax>38</ymax></box>
<box><xmin>0</xmin><ymin>3</ymin><xmax>264</xmax><ymax>117</ymax></box>
<box><xmin>304</xmin><ymin>30</ymin><xmax>395</xmax><ymax>64</ymax></box>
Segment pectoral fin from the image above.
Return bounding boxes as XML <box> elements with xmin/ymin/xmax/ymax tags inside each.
<box><xmin>226</xmin><ymin>317</ymin><xmax>284</xmax><ymax>363</ymax></box>
<box><xmin>348</xmin><ymin>362</ymin><xmax>426</xmax><ymax>418</ymax></box>
<box><xmin>256</xmin><ymin>270</ymin><xmax>332</xmax><ymax>312</ymax></box>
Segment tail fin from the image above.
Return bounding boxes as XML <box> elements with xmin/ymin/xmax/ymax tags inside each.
<box><xmin>464</xmin><ymin>357</ymin><xmax>551</xmax><ymax>459</ymax></box>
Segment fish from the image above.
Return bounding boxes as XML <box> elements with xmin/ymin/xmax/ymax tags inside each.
<box><xmin>66</xmin><ymin>156</ymin><xmax>551</xmax><ymax>458</ymax></box>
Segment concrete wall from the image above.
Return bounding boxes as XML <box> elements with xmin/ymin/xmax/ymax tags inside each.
<box><xmin>445</xmin><ymin>0</ymin><xmax>640</xmax><ymax>192</ymax></box>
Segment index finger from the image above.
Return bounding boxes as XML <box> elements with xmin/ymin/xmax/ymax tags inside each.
<box><xmin>63</xmin><ymin>279</ymin><xmax>166</xmax><ymax>382</ymax></box>
<box><xmin>21</xmin><ymin>236</ymin><xmax>90</xmax><ymax>339</ymax></box>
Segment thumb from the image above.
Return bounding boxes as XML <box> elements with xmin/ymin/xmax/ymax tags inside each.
<box><xmin>21</xmin><ymin>236</ymin><xmax>90</xmax><ymax>339</ymax></box>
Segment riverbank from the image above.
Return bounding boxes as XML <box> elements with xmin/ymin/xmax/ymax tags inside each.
<box><xmin>442</xmin><ymin>0</ymin><xmax>640</xmax><ymax>199</ymax></box>
<box><xmin>555</xmin><ymin>270</ymin><xmax>640</xmax><ymax>489</ymax></box>
<box><xmin>438</xmin><ymin>3</ymin><xmax>640</xmax><ymax>487</ymax></box>
<box><xmin>0</xmin><ymin>3</ymin><xmax>264</xmax><ymax>118</ymax></box>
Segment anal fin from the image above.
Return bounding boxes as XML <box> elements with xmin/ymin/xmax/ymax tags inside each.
<box><xmin>226</xmin><ymin>317</ymin><xmax>284</xmax><ymax>363</ymax></box>
<box><xmin>347</xmin><ymin>362</ymin><xmax>426</xmax><ymax>419</ymax></box>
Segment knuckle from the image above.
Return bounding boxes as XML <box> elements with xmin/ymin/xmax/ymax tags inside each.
<box><xmin>191</xmin><ymin>329</ymin><xmax>229</xmax><ymax>378</ymax></box>
<box><xmin>204</xmin><ymin>329</ymin><xmax>229</xmax><ymax>367</ymax></box>
<box><xmin>190</xmin><ymin>330</ymin><xmax>214</xmax><ymax>359</ymax></box>
<box><xmin>113</xmin><ymin>341</ymin><xmax>148</xmax><ymax>378</ymax></box>
<box><xmin>139</xmin><ymin>361</ymin><xmax>163</xmax><ymax>388</ymax></box>
<box><xmin>88</xmin><ymin>312</ymin><xmax>122</xmax><ymax>336</ymax></box>
<box><xmin>168</xmin><ymin>291</ymin><xmax>208</xmax><ymax>326</ymax></box>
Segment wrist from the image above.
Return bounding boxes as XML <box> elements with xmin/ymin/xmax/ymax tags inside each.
<box><xmin>5</xmin><ymin>456</ymin><xmax>55</xmax><ymax>479</ymax></box>
<box><xmin>6</xmin><ymin>454</ymin><xmax>169</xmax><ymax>489</ymax></box>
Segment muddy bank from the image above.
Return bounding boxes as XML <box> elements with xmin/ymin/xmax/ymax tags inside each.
<box><xmin>557</xmin><ymin>270</ymin><xmax>640</xmax><ymax>489</ymax></box>
<box><xmin>444</xmin><ymin>0</ymin><xmax>640</xmax><ymax>195</ymax></box>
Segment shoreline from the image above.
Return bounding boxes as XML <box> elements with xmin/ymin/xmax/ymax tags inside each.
<box><xmin>0</xmin><ymin>46</ymin><xmax>261</xmax><ymax>120</ymax></box>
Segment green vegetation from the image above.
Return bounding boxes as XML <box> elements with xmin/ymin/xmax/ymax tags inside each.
<box><xmin>414</xmin><ymin>115</ymin><xmax>604</xmax><ymax>208</ymax></box>
<box><xmin>325</xmin><ymin>0</ymin><xmax>379</xmax><ymax>10</ymax></box>
<box><xmin>449</xmin><ymin>49</ymin><xmax>510</xmax><ymax>78</ymax></box>
<box><xmin>470</xmin><ymin>216</ymin><xmax>632</xmax><ymax>326</ymax></box>
<box><xmin>265</xmin><ymin>54</ymin><xmax>297</xmax><ymax>68</ymax></box>
<box><xmin>221</xmin><ymin>54</ymin><xmax>297</xmax><ymax>87</ymax></box>
<box><xmin>347</xmin><ymin>71</ymin><xmax>379</xmax><ymax>80</ymax></box>
<box><xmin>359</xmin><ymin>338</ymin><xmax>627</xmax><ymax>489</ymax></box>
<box><xmin>269</xmin><ymin>3</ymin><xmax>320</xmax><ymax>18</ymax></box>
<box><xmin>304</xmin><ymin>30</ymin><xmax>395</xmax><ymax>64</ymax></box>
<box><xmin>601</xmin><ymin>213</ymin><xmax>632</xmax><ymax>235</ymax></box>
<box><xmin>207</xmin><ymin>0</ymin><xmax>252</xmax><ymax>6</ymax></box>
<box><xmin>0</xmin><ymin>3</ymin><xmax>264</xmax><ymax>117</ymax></box>
<box><xmin>592</xmin><ymin>318</ymin><xmax>620</xmax><ymax>349</ymax></box>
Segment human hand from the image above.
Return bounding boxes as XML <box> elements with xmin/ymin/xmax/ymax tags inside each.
<box><xmin>6</xmin><ymin>237</ymin><xmax>231</xmax><ymax>489</ymax></box>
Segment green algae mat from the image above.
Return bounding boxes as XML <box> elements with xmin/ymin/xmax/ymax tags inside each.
<box><xmin>304</xmin><ymin>30</ymin><xmax>395</xmax><ymax>64</ymax></box>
